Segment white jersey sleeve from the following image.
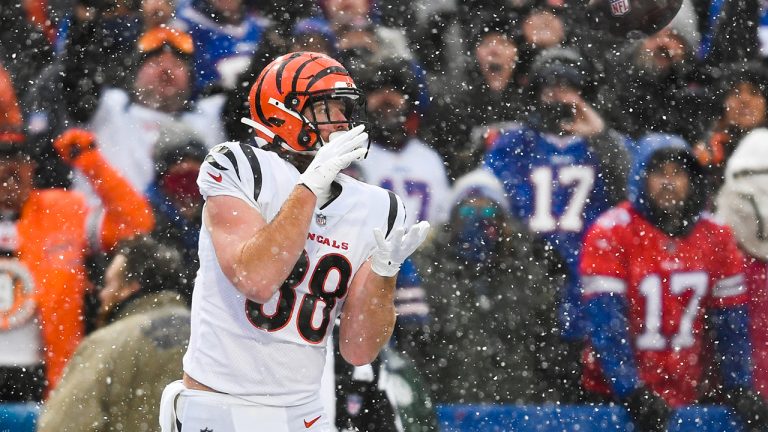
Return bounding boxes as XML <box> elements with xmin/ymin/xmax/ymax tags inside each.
<box><xmin>197</xmin><ymin>141</ymin><xmax>265</xmax><ymax>213</ymax></box>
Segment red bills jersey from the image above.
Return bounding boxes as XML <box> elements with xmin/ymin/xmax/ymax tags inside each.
<box><xmin>580</xmin><ymin>202</ymin><xmax>748</xmax><ymax>406</ymax></box>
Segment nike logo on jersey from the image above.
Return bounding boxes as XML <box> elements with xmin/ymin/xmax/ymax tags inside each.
<box><xmin>304</xmin><ymin>415</ymin><xmax>321</xmax><ymax>428</ymax></box>
<box><xmin>208</xmin><ymin>172</ymin><xmax>223</xmax><ymax>183</ymax></box>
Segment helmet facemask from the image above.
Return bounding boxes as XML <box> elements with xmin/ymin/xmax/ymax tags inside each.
<box><xmin>243</xmin><ymin>87</ymin><xmax>368</xmax><ymax>155</ymax></box>
<box><xmin>295</xmin><ymin>87</ymin><xmax>368</xmax><ymax>152</ymax></box>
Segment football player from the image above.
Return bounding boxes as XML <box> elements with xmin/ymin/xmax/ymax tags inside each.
<box><xmin>580</xmin><ymin>134</ymin><xmax>768</xmax><ymax>432</ymax></box>
<box><xmin>159</xmin><ymin>52</ymin><xmax>430</xmax><ymax>432</ymax></box>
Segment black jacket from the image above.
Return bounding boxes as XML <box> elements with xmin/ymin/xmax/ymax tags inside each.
<box><xmin>412</xmin><ymin>220</ymin><xmax>567</xmax><ymax>404</ymax></box>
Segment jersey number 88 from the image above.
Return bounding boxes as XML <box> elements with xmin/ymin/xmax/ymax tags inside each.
<box><xmin>245</xmin><ymin>251</ymin><xmax>352</xmax><ymax>344</ymax></box>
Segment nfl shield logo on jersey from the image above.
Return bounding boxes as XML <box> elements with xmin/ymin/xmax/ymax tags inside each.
<box><xmin>610</xmin><ymin>0</ymin><xmax>630</xmax><ymax>16</ymax></box>
<box><xmin>315</xmin><ymin>213</ymin><xmax>327</xmax><ymax>226</ymax></box>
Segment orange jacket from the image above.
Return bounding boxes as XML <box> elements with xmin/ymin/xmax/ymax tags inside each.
<box><xmin>18</xmin><ymin>150</ymin><xmax>154</xmax><ymax>391</ymax></box>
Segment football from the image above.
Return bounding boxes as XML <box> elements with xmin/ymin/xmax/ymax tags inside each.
<box><xmin>585</xmin><ymin>0</ymin><xmax>684</xmax><ymax>39</ymax></box>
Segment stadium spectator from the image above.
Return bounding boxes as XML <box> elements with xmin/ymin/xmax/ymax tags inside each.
<box><xmin>21</xmin><ymin>2</ymin><xmax>113</xmax><ymax>188</ymax></box>
<box><xmin>522</xmin><ymin>7</ymin><xmax>566</xmax><ymax>50</ymax></box>
<box><xmin>425</xmin><ymin>13</ymin><xmax>527</xmax><ymax>180</ymax></box>
<box><xmin>580</xmin><ymin>134</ymin><xmax>768</xmax><ymax>432</ymax></box>
<box><xmin>338</xmin><ymin>160</ymin><xmax>431</xmax><ymax>365</ymax></box>
<box><xmin>484</xmin><ymin>48</ymin><xmax>629</xmax><ymax>400</ymax></box>
<box><xmin>24</xmin><ymin>24</ymin><xmax>226</xmax><ymax>190</ymax></box>
<box><xmin>0</xmin><ymin>121</ymin><xmax>153</xmax><ymax>399</ymax></box>
<box><xmin>334</xmin><ymin>334</ymin><xmax>437</xmax><ymax>431</ymax></box>
<box><xmin>218</xmin><ymin>27</ymin><xmax>288</xmax><ymax>143</ymax></box>
<box><xmin>177</xmin><ymin>0</ymin><xmax>267</xmax><ymax>94</ymax></box>
<box><xmin>79</xmin><ymin>27</ymin><xmax>225</xmax><ymax>196</ymax></box>
<box><xmin>316</xmin><ymin>0</ymin><xmax>431</xmax><ymax>119</ymax></box>
<box><xmin>355</xmin><ymin>59</ymin><xmax>447</xmax><ymax>352</ymax></box>
<box><xmin>693</xmin><ymin>0</ymin><xmax>761</xmax><ymax>66</ymax></box>
<box><xmin>357</xmin><ymin>59</ymin><xmax>450</xmax><ymax>227</ymax></box>
<box><xmin>694</xmin><ymin>62</ymin><xmax>768</xmax><ymax>198</ymax></box>
<box><xmin>0</xmin><ymin>4</ymin><xmax>52</xmax><ymax>102</ymax></box>
<box><xmin>142</xmin><ymin>0</ymin><xmax>181</xmax><ymax>29</ymax></box>
<box><xmin>37</xmin><ymin>236</ymin><xmax>190</xmax><ymax>432</ymax></box>
<box><xmin>412</xmin><ymin>168</ymin><xmax>566</xmax><ymax>403</ymax></box>
<box><xmin>242</xmin><ymin>0</ymin><xmax>316</xmax><ymax>36</ymax></box>
<box><xmin>716</xmin><ymin>128</ymin><xmax>768</xmax><ymax>401</ymax></box>
<box><xmin>318</xmin><ymin>0</ymin><xmax>413</xmax><ymax>62</ymax></box>
<box><xmin>289</xmin><ymin>17</ymin><xmax>339</xmax><ymax>56</ymax></box>
<box><xmin>409</xmin><ymin>7</ymin><xmax>464</xmax><ymax>88</ymax></box>
<box><xmin>517</xmin><ymin>6</ymin><xmax>568</xmax><ymax>79</ymax></box>
<box><xmin>62</xmin><ymin>0</ymin><xmax>143</xmax><ymax>89</ymax></box>
<box><xmin>601</xmin><ymin>24</ymin><xmax>713</xmax><ymax>144</ymax></box>
<box><xmin>148</xmin><ymin>120</ymin><xmax>208</xmax><ymax>300</ymax></box>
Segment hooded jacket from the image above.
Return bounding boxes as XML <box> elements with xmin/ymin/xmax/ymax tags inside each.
<box><xmin>581</xmin><ymin>134</ymin><xmax>755</xmax><ymax>405</ymax></box>
<box><xmin>627</xmin><ymin>133</ymin><xmax>706</xmax><ymax>237</ymax></box>
<box><xmin>717</xmin><ymin>128</ymin><xmax>768</xmax><ymax>402</ymax></box>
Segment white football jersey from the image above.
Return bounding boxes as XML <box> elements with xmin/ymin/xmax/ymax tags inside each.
<box><xmin>358</xmin><ymin>138</ymin><xmax>450</xmax><ymax>226</ymax></box>
<box><xmin>183</xmin><ymin>142</ymin><xmax>406</xmax><ymax>406</ymax></box>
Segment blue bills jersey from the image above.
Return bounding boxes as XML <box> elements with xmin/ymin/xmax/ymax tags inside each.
<box><xmin>485</xmin><ymin>127</ymin><xmax>617</xmax><ymax>340</ymax></box>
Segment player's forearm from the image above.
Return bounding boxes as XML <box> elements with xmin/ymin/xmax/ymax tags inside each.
<box><xmin>339</xmin><ymin>273</ymin><xmax>397</xmax><ymax>366</ymax></box>
<box><xmin>235</xmin><ymin>186</ymin><xmax>316</xmax><ymax>302</ymax></box>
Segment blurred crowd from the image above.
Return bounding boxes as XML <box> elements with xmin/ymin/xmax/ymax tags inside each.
<box><xmin>2</xmin><ymin>0</ymin><xmax>768</xmax><ymax>430</ymax></box>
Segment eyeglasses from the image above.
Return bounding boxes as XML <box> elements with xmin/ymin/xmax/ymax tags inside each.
<box><xmin>138</xmin><ymin>27</ymin><xmax>194</xmax><ymax>57</ymax></box>
<box><xmin>458</xmin><ymin>204</ymin><xmax>498</xmax><ymax>219</ymax></box>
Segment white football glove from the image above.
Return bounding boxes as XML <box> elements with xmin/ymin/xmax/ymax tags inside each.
<box><xmin>299</xmin><ymin>125</ymin><xmax>368</xmax><ymax>204</ymax></box>
<box><xmin>370</xmin><ymin>221</ymin><xmax>431</xmax><ymax>277</ymax></box>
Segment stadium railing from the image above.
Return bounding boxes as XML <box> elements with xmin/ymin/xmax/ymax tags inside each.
<box><xmin>436</xmin><ymin>404</ymin><xmax>745</xmax><ymax>432</ymax></box>
<box><xmin>0</xmin><ymin>402</ymin><xmax>749</xmax><ymax>431</ymax></box>
<box><xmin>0</xmin><ymin>403</ymin><xmax>38</xmax><ymax>432</ymax></box>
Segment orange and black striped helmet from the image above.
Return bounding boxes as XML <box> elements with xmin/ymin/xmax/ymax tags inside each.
<box><xmin>243</xmin><ymin>52</ymin><xmax>365</xmax><ymax>153</ymax></box>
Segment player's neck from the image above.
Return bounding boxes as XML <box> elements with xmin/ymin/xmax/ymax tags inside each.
<box><xmin>281</xmin><ymin>151</ymin><xmax>313</xmax><ymax>172</ymax></box>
